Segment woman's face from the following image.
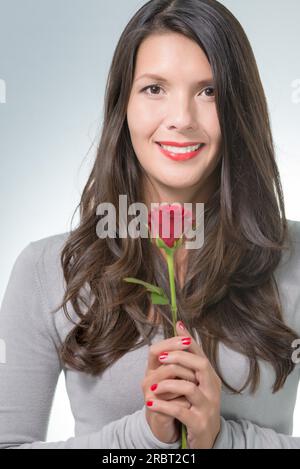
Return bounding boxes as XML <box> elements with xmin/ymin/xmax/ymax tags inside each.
<box><xmin>127</xmin><ymin>32</ymin><xmax>222</xmax><ymax>205</ymax></box>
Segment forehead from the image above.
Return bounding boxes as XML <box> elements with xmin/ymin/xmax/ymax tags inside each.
<box><xmin>134</xmin><ymin>33</ymin><xmax>212</xmax><ymax>79</ymax></box>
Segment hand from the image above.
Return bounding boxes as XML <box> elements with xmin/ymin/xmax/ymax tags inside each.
<box><xmin>146</xmin><ymin>321</ymin><xmax>222</xmax><ymax>449</ymax></box>
<box><xmin>141</xmin><ymin>330</ymin><xmax>198</xmax><ymax>444</ymax></box>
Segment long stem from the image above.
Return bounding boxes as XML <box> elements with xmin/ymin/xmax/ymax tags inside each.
<box><xmin>166</xmin><ymin>252</ymin><xmax>177</xmax><ymax>337</ymax></box>
<box><xmin>166</xmin><ymin>251</ymin><xmax>188</xmax><ymax>449</ymax></box>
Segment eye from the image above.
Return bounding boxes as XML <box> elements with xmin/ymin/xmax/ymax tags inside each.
<box><xmin>141</xmin><ymin>84</ymin><xmax>164</xmax><ymax>96</ymax></box>
<box><xmin>200</xmin><ymin>86</ymin><xmax>215</xmax><ymax>98</ymax></box>
<box><xmin>140</xmin><ymin>84</ymin><xmax>216</xmax><ymax>98</ymax></box>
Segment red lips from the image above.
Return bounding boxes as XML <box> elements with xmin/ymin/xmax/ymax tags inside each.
<box><xmin>157</xmin><ymin>141</ymin><xmax>203</xmax><ymax>147</ymax></box>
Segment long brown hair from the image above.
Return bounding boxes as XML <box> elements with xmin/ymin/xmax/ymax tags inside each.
<box><xmin>52</xmin><ymin>0</ymin><xmax>299</xmax><ymax>394</ymax></box>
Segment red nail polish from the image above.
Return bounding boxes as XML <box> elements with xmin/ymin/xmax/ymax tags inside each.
<box><xmin>159</xmin><ymin>352</ymin><xmax>168</xmax><ymax>360</ymax></box>
<box><xmin>150</xmin><ymin>384</ymin><xmax>158</xmax><ymax>391</ymax></box>
<box><xmin>181</xmin><ymin>337</ymin><xmax>191</xmax><ymax>345</ymax></box>
<box><xmin>146</xmin><ymin>400</ymin><xmax>153</xmax><ymax>407</ymax></box>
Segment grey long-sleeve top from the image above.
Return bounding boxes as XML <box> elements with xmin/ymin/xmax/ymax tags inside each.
<box><xmin>1</xmin><ymin>220</ymin><xmax>300</xmax><ymax>449</ymax></box>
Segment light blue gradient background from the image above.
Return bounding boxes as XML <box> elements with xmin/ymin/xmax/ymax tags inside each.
<box><xmin>0</xmin><ymin>0</ymin><xmax>299</xmax><ymax>442</ymax></box>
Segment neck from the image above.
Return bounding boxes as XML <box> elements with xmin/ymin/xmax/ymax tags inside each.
<box><xmin>142</xmin><ymin>170</ymin><xmax>219</xmax><ymax>216</ymax></box>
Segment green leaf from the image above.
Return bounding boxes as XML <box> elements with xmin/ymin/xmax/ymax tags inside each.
<box><xmin>123</xmin><ymin>277</ymin><xmax>165</xmax><ymax>295</ymax></box>
<box><xmin>150</xmin><ymin>291</ymin><xmax>170</xmax><ymax>305</ymax></box>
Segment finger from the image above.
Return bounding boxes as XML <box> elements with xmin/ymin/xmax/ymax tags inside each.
<box><xmin>157</xmin><ymin>350</ymin><xmax>215</xmax><ymax>392</ymax></box>
<box><xmin>147</xmin><ymin>334</ymin><xmax>194</xmax><ymax>371</ymax></box>
<box><xmin>152</xmin><ymin>378</ymin><xmax>207</xmax><ymax>408</ymax></box>
<box><xmin>158</xmin><ymin>349</ymin><xmax>206</xmax><ymax>374</ymax></box>
<box><xmin>175</xmin><ymin>321</ymin><xmax>206</xmax><ymax>358</ymax></box>
<box><xmin>146</xmin><ymin>364</ymin><xmax>197</xmax><ymax>401</ymax></box>
<box><xmin>170</xmin><ymin>396</ymin><xmax>192</xmax><ymax>410</ymax></box>
<box><xmin>146</xmin><ymin>397</ymin><xmax>191</xmax><ymax>428</ymax></box>
<box><xmin>176</xmin><ymin>322</ymin><xmax>222</xmax><ymax>392</ymax></box>
<box><xmin>158</xmin><ymin>363</ymin><xmax>197</xmax><ymax>384</ymax></box>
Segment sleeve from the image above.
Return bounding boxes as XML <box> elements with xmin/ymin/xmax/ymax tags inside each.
<box><xmin>212</xmin><ymin>416</ymin><xmax>300</xmax><ymax>449</ymax></box>
<box><xmin>0</xmin><ymin>243</ymin><xmax>181</xmax><ymax>449</ymax></box>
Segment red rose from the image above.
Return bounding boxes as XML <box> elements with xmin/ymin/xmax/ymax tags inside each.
<box><xmin>125</xmin><ymin>202</ymin><xmax>194</xmax><ymax>449</ymax></box>
<box><xmin>148</xmin><ymin>203</ymin><xmax>195</xmax><ymax>248</ymax></box>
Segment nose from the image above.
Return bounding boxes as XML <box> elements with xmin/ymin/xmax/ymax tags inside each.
<box><xmin>165</xmin><ymin>95</ymin><xmax>198</xmax><ymax>131</ymax></box>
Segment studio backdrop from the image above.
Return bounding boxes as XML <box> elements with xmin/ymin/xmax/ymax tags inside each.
<box><xmin>0</xmin><ymin>0</ymin><xmax>299</xmax><ymax>442</ymax></box>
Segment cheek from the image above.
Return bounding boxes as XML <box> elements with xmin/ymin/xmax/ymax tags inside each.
<box><xmin>128</xmin><ymin>97</ymin><xmax>160</xmax><ymax>138</ymax></box>
<box><xmin>210</xmin><ymin>111</ymin><xmax>222</xmax><ymax>143</ymax></box>
<box><xmin>199</xmin><ymin>106</ymin><xmax>221</xmax><ymax>143</ymax></box>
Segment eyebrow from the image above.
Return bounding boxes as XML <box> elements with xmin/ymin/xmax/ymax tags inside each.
<box><xmin>134</xmin><ymin>73</ymin><xmax>214</xmax><ymax>86</ymax></box>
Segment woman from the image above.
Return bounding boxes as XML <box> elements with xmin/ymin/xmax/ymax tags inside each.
<box><xmin>0</xmin><ymin>0</ymin><xmax>300</xmax><ymax>449</ymax></box>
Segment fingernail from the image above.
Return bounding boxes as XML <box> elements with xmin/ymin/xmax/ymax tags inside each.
<box><xmin>146</xmin><ymin>400</ymin><xmax>154</xmax><ymax>407</ymax></box>
<box><xmin>159</xmin><ymin>352</ymin><xmax>168</xmax><ymax>360</ymax></box>
<box><xmin>178</xmin><ymin>321</ymin><xmax>185</xmax><ymax>330</ymax></box>
<box><xmin>181</xmin><ymin>337</ymin><xmax>191</xmax><ymax>346</ymax></box>
<box><xmin>150</xmin><ymin>384</ymin><xmax>158</xmax><ymax>391</ymax></box>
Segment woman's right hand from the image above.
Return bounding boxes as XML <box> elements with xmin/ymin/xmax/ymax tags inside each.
<box><xmin>141</xmin><ymin>334</ymin><xmax>197</xmax><ymax>444</ymax></box>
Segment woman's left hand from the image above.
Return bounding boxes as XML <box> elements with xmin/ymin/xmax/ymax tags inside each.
<box><xmin>149</xmin><ymin>321</ymin><xmax>222</xmax><ymax>449</ymax></box>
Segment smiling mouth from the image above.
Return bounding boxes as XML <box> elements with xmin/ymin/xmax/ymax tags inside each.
<box><xmin>156</xmin><ymin>142</ymin><xmax>206</xmax><ymax>161</ymax></box>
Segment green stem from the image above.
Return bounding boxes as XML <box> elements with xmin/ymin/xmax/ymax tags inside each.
<box><xmin>182</xmin><ymin>422</ymin><xmax>188</xmax><ymax>449</ymax></box>
<box><xmin>166</xmin><ymin>251</ymin><xmax>188</xmax><ymax>449</ymax></box>
<box><xmin>166</xmin><ymin>252</ymin><xmax>177</xmax><ymax>337</ymax></box>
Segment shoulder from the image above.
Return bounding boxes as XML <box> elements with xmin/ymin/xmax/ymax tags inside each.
<box><xmin>7</xmin><ymin>232</ymin><xmax>69</xmax><ymax>292</ymax></box>
<box><xmin>14</xmin><ymin>232</ymin><xmax>74</xmax><ymax>345</ymax></box>
<box><xmin>15</xmin><ymin>232</ymin><xmax>70</xmax><ymax>298</ymax></box>
<box><xmin>279</xmin><ymin>219</ymin><xmax>300</xmax><ymax>273</ymax></box>
<box><xmin>27</xmin><ymin>231</ymin><xmax>70</xmax><ymax>265</ymax></box>
<box><xmin>275</xmin><ymin>219</ymin><xmax>300</xmax><ymax>335</ymax></box>
<box><xmin>0</xmin><ymin>233</ymin><xmax>72</xmax><ymax>355</ymax></box>
<box><xmin>286</xmin><ymin>219</ymin><xmax>300</xmax><ymax>246</ymax></box>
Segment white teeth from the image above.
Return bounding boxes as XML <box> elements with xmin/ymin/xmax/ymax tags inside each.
<box><xmin>159</xmin><ymin>143</ymin><xmax>203</xmax><ymax>154</ymax></box>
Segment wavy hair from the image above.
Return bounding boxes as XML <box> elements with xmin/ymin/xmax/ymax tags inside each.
<box><xmin>52</xmin><ymin>0</ymin><xmax>299</xmax><ymax>394</ymax></box>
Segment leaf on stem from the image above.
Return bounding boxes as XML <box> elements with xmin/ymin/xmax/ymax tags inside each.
<box><xmin>150</xmin><ymin>291</ymin><xmax>170</xmax><ymax>305</ymax></box>
<box><xmin>123</xmin><ymin>277</ymin><xmax>167</xmax><ymax>296</ymax></box>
